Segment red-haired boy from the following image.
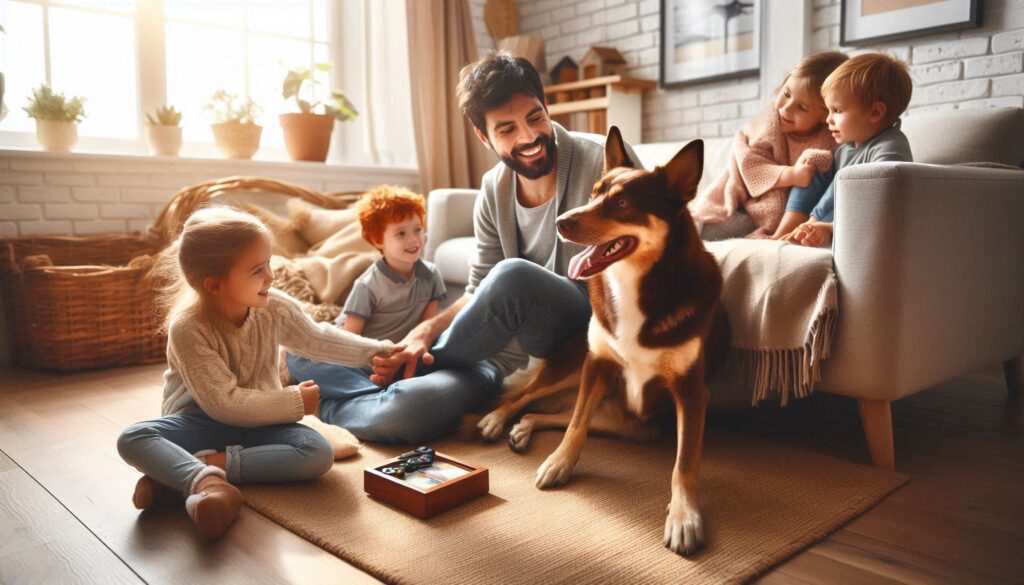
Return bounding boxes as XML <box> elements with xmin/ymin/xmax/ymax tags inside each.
<box><xmin>340</xmin><ymin>186</ymin><xmax>447</xmax><ymax>341</ymax></box>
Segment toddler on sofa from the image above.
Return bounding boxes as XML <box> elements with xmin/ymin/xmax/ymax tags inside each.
<box><xmin>778</xmin><ymin>53</ymin><xmax>914</xmax><ymax>247</ymax></box>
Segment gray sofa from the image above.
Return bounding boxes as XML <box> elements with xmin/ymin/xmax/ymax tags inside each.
<box><xmin>424</xmin><ymin>107</ymin><xmax>1024</xmax><ymax>469</ymax></box>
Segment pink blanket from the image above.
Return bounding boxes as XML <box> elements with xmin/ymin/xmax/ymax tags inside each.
<box><xmin>690</xmin><ymin>104</ymin><xmax>837</xmax><ymax>238</ymax></box>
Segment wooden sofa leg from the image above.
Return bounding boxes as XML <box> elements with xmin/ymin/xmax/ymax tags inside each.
<box><xmin>857</xmin><ymin>399</ymin><xmax>895</xmax><ymax>470</ymax></box>
<box><xmin>1004</xmin><ymin>356</ymin><xmax>1022</xmax><ymax>399</ymax></box>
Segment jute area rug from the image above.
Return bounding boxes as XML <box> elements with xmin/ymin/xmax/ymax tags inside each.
<box><xmin>241</xmin><ymin>429</ymin><xmax>907</xmax><ymax>585</ymax></box>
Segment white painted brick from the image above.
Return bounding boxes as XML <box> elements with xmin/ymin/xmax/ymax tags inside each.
<box><xmin>740</xmin><ymin>100</ymin><xmax>762</xmax><ymax>117</ymax></box>
<box><xmin>910</xmin><ymin>61</ymin><xmax>962</xmax><ymax>85</ymax></box>
<box><xmin>44</xmin><ymin>203</ymin><xmax>98</xmax><ymax>220</ymax></box>
<box><xmin>639</xmin><ymin>0</ymin><xmax>659</xmax><ymax>15</ymax></box>
<box><xmin>0</xmin><ymin>203</ymin><xmax>43</xmax><ymax>220</ymax></box>
<box><xmin>992</xmin><ymin>72</ymin><xmax>1024</xmax><ymax>96</ymax></box>
<box><xmin>638</xmin><ymin>46</ymin><xmax>660</xmax><ymax>65</ymax></box>
<box><xmin>547</xmin><ymin>35</ymin><xmax>577</xmax><ymax>54</ymax></box>
<box><xmin>699</xmin><ymin>121</ymin><xmax>720</xmax><ymax>136</ymax></box>
<box><xmin>148</xmin><ymin>174</ymin><xmax>212</xmax><ymax>188</ymax></box>
<box><xmin>17</xmin><ymin>186</ymin><xmax>73</xmax><ymax>203</ymax></box>
<box><xmin>10</xmin><ymin>158</ymin><xmax>75</xmax><ymax>172</ymax></box>
<box><xmin>576</xmin><ymin>28</ymin><xmax>605</xmax><ymax>48</ymax></box>
<box><xmin>886</xmin><ymin>46</ymin><xmax>912</xmax><ymax>64</ymax></box>
<box><xmin>958</xmin><ymin>95</ymin><xmax>1024</xmax><ymax>109</ymax></box>
<box><xmin>911</xmin><ymin>78</ymin><xmax>990</xmax><ymax>105</ymax></box>
<box><xmin>814</xmin><ymin>0</ymin><xmax>835</xmax><ymax>7</ymax></box>
<box><xmin>606</xmin><ymin>20</ymin><xmax>640</xmax><ymax>40</ymax></box>
<box><xmin>631</xmin><ymin>64</ymin><xmax>658</xmax><ymax>79</ymax></box>
<box><xmin>906</xmin><ymin>102</ymin><xmax>957</xmax><ymax>116</ymax></box>
<box><xmin>18</xmin><ymin>220</ymin><xmax>72</xmax><ymax>236</ymax></box>
<box><xmin>0</xmin><ymin>171</ymin><xmax>44</xmax><ymax>185</ymax></box>
<box><xmin>913</xmin><ymin>37</ymin><xmax>989</xmax><ymax>64</ymax></box>
<box><xmin>661</xmin><ymin>109</ymin><xmax>685</xmax><ymax>126</ymax></box>
<box><xmin>813</xmin><ymin>5</ymin><xmax>840</xmax><ymax>28</ymax></box>
<box><xmin>720</xmin><ymin>118</ymin><xmax>746</xmax><ymax>135</ymax></box>
<box><xmin>97</xmin><ymin>173</ymin><xmax>150</xmax><ymax>187</ymax></box>
<box><xmin>561</xmin><ymin>16</ymin><xmax>592</xmax><ymax>34</ymax></box>
<box><xmin>73</xmin><ymin>219</ymin><xmax>128</xmax><ymax>235</ymax></box>
<box><xmin>605</xmin><ymin>3</ymin><xmax>638</xmax><ymax>22</ymax></box>
<box><xmin>44</xmin><ymin>172</ymin><xmax>96</xmax><ymax>186</ymax></box>
<box><xmin>993</xmin><ymin>30</ymin><xmax>1024</xmax><ymax>53</ymax></box>
<box><xmin>683</xmin><ymin>108</ymin><xmax>702</xmax><ymax>124</ymax></box>
<box><xmin>541</xmin><ymin>24</ymin><xmax>560</xmax><ymax>38</ymax></box>
<box><xmin>522</xmin><ymin>13</ymin><xmax>551</xmax><ymax>31</ymax></box>
<box><xmin>703</xmin><ymin>102</ymin><xmax>740</xmax><ymax>121</ymax></box>
<box><xmin>71</xmin><ymin>187</ymin><xmax>120</xmax><ymax>202</ymax></box>
<box><xmin>963</xmin><ymin>52</ymin><xmax>1023</xmax><ymax>78</ymax></box>
<box><xmin>812</xmin><ymin>28</ymin><xmax>831</xmax><ymax>52</ymax></box>
<box><xmin>552</xmin><ymin>5</ymin><xmax>576</xmax><ymax>22</ymax></box>
<box><xmin>118</xmin><ymin>161</ymin><xmax>175</xmax><ymax>174</ymax></box>
<box><xmin>99</xmin><ymin>203</ymin><xmax>152</xmax><ymax>219</ymax></box>
<box><xmin>0</xmin><ymin>223</ymin><xmax>16</xmax><ymax>238</ymax></box>
<box><xmin>0</xmin><ymin>186</ymin><xmax>14</xmax><ymax>203</ymax></box>
<box><xmin>641</xmin><ymin>14</ymin><xmax>660</xmax><ymax>32</ymax></box>
<box><xmin>127</xmin><ymin>220</ymin><xmax>152</xmax><ymax>233</ymax></box>
<box><xmin>72</xmin><ymin>160</ymin><xmax>122</xmax><ymax>173</ymax></box>
<box><xmin>121</xmin><ymin>188</ymin><xmax>172</xmax><ymax>204</ymax></box>
<box><xmin>579</xmin><ymin>3</ymin><xmax>603</xmax><ymax>19</ymax></box>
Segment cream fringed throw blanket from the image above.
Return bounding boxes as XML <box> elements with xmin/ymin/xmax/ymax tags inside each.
<box><xmin>706</xmin><ymin>239</ymin><xmax>838</xmax><ymax>405</ymax></box>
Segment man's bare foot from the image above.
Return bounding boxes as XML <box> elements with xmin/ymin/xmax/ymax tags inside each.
<box><xmin>132</xmin><ymin>475</ymin><xmax>181</xmax><ymax>510</ymax></box>
<box><xmin>186</xmin><ymin>475</ymin><xmax>242</xmax><ymax>540</ymax></box>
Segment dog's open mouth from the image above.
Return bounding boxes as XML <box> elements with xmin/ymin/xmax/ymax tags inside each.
<box><xmin>567</xmin><ymin>236</ymin><xmax>638</xmax><ymax>280</ymax></box>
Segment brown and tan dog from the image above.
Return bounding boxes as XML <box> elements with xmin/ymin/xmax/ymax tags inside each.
<box><xmin>479</xmin><ymin>127</ymin><xmax>729</xmax><ymax>555</ymax></box>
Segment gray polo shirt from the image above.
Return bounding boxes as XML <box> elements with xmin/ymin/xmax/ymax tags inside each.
<box><xmin>340</xmin><ymin>258</ymin><xmax>447</xmax><ymax>343</ymax></box>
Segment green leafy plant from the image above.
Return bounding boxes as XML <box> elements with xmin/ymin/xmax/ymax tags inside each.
<box><xmin>23</xmin><ymin>84</ymin><xmax>86</xmax><ymax>123</ymax></box>
<box><xmin>281</xmin><ymin>63</ymin><xmax>357</xmax><ymax>122</ymax></box>
<box><xmin>146</xmin><ymin>105</ymin><xmax>182</xmax><ymax>126</ymax></box>
<box><xmin>205</xmin><ymin>90</ymin><xmax>260</xmax><ymax>124</ymax></box>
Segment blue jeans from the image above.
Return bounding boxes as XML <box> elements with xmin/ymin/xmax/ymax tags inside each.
<box><xmin>787</xmin><ymin>164</ymin><xmax>838</xmax><ymax>222</ymax></box>
<box><xmin>287</xmin><ymin>258</ymin><xmax>592</xmax><ymax>444</ymax></box>
<box><xmin>117</xmin><ymin>410</ymin><xmax>333</xmax><ymax>496</ymax></box>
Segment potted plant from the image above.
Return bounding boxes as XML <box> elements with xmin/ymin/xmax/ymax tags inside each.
<box><xmin>279</xmin><ymin>63</ymin><xmax>357</xmax><ymax>162</ymax></box>
<box><xmin>145</xmin><ymin>105</ymin><xmax>183</xmax><ymax>156</ymax></box>
<box><xmin>206</xmin><ymin>90</ymin><xmax>262</xmax><ymax>159</ymax></box>
<box><xmin>24</xmin><ymin>84</ymin><xmax>86</xmax><ymax>152</ymax></box>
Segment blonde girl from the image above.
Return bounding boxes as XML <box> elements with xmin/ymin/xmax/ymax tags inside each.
<box><xmin>117</xmin><ymin>206</ymin><xmax>396</xmax><ymax>539</ymax></box>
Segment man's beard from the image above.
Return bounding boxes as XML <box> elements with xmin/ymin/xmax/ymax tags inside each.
<box><xmin>497</xmin><ymin>133</ymin><xmax>557</xmax><ymax>180</ymax></box>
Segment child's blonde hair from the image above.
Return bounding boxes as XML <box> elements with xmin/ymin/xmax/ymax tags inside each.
<box><xmin>355</xmin><ymin>186</ymin><xmax>426</xmax><ymax>247</ymax></box>
<box><xmin>788</xmin><ymin>51</ymin><xmax>849</xmax><ymax>101</ymax></box>
<box><xmin>822</xmin><ymin>52</ymin><xmax>912</xmax><ymax>126</ymax></box>
<box><xmin>154</xmin><ymin>206</ymin><xmax>272</xmax><ymax>330</ymax></box>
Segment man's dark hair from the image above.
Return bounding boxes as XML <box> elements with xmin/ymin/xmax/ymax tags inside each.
<box><xmin>457</xmin><ymin>50</ymin><xmax>546</xmax><ymax>135</ymax></box>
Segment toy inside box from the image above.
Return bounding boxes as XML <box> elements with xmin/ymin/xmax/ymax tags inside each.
<box><xmin>364</xmin><ymin>449</ymin><xmax>488</xmax><ymax>518</ymax></box>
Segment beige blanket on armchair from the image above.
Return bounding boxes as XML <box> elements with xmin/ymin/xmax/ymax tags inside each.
<box><xmin>706</xmin><ymin>239</ymin><xmax>838</xmax><ymax>405</ymax></box>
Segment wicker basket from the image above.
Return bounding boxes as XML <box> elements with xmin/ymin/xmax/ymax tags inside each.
<box><xmin>0</xmin><ymin>235</ymin><xmax>164</xmax><ymax>371</ymax></box>
<box><xmin>0</xmin><ymin>176</ymin><xmax>362</xmax><ymax>372</ymax></box>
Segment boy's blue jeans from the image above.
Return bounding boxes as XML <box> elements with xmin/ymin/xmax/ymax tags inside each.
<box><xmin>786</xmin><ymin>165</ymin><xmax>838</xmax><ymax>222</ymax></box>
<box><xmin>287</xmin><ymin>258</ymin><xmax>593</xmax><ymax>444</ymax></box>
<box><xmin>117</xmin><ymin>410</ymin><xmax>333</xmax><ymax>496</ymax></box>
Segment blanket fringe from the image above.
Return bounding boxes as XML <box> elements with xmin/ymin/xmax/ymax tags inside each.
<box><xmin>736</xmin><ymin>275</ymin><xmax>838</xmax><ymax>406</ymax></box>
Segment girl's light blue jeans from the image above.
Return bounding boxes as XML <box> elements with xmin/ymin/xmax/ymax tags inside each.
<box><xmin>117</xmin><ymin>409</ymin><xmax>333</xmax><ymax>496</ymax></box>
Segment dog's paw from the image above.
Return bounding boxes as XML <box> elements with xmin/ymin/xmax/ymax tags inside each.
<box><xmin>535</xmin><ymin>450</ymin><xmax>577</xmax><ymax>489</ymax></box>
<box><xmin>477</xmin><ymin>410</ymin><xmax>507</xmax><ymax>442</ymax></box>
<box><xmin>663</xmin><ymin>503</ymin><xmax>705</xmax><ymax>556</ymax></box>
<box><xmin>508</xmin><ymin>419</ymin><xmax>534</xmax><ymax>453</ymax></box>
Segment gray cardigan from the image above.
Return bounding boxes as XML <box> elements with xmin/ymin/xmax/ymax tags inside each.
<box><xmin>466</xmin><ymin>122</ymin><xmax>639</xmax><ymax>294</ymax></box>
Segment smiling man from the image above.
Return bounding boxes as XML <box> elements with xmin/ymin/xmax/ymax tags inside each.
<box><xmin>287</xmin><ymin>50</ymin><xmax>637</xmax><ymax>443</ymax></box>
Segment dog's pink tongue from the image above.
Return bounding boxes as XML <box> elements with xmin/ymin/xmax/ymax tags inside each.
<box><xmin>568</xmin><ymin>245</ymin><xmax>599</xmax><ymax>280</ymax></box>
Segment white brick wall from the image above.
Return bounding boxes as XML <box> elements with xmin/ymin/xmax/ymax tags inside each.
<box><xmin>0</xmin><ymin>149</ymin><xmax>418</xmax><ymax>365</ymax></box>
<box><xmin>494</xmin><ymin>0</ymin><xmax>1023</xmax><ymax>143</ymax></box>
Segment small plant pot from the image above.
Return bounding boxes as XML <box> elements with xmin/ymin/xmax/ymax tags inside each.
<box><xmin>146</xmin><ymin>125</ymin><xmax>183</xmax><ymax>156</ymax></box>
<box><xmin>35</xmin><ymin>120</ymin><xmax>79</xmax><ymax>152</ymax></box>
<box><xmin>280</xmin><ymin>113</ymin><xmax>335</xmax><ymax>162</ymax></box>
<box><xmin>211</xmin><ymin>121</ymin><xmax>262</xmax><ymax>159</ymax></box>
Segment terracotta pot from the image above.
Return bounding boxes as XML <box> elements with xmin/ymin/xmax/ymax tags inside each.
<box><xmin>35</xmin><ymin>120</ymin><xmax>79</xmax><ymax>152</ymax></box>
<box><xmin>279</xmin><ymin>113</ymin><xmax>335</xmax><ymax>162</ymax></box>
<box><xmin>146</xmin><ymin>125</ymin><xmax>182</xmax><ymax>156</ymax></box>
<box><xmin>211</xmin><ymin>121</ymin><xmax>262</xmax><ymax>159</ymax></box>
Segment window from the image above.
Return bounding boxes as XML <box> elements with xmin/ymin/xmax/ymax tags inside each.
<box><xmin>0</xmin><ymin>0</ymin><xmax>414</xmax><ymax>166</ymax></box>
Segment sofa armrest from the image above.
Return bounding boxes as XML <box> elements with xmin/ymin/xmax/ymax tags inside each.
<box><xmin>822</xmin><ymin>162</ymin><xmax>1024</xmax><ymax>400</ymax></box>
<box><xmin>425</xmin><ymin>188</ymin><xmax>478</xmax><ymax>262</ymax></box>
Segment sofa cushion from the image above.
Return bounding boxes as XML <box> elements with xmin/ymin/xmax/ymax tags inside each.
<box><xmin>433</xmin><ymin>236</ymin><xmax>475</xmax><ymax>285</ymax></box>
<box><xmin>632</xmin><ymin>137</ymin><xmax>733</xmax><ymax>191</ymax></box>
<box><xmin>901</xmin><ymin>107</ymin><xmax>1024</xmax><ymax>167</ymax></box>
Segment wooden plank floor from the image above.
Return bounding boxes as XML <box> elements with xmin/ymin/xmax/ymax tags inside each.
<box><xmin>0</xmin><ymin>362</ymin><xmax>1020</xmax><ymax>584</ymax></box>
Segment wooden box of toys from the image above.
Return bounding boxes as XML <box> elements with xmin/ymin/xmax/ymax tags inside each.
<box><xmin>364</xmin><ymin>448</ymin><xmax>488</xmax><ymax>518</ymax></box>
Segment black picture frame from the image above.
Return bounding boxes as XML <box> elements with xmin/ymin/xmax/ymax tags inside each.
<box><xmin>659</xmin><ymin>0</ymin><xmax>762</xmax><ymax>89</ymax></box>
<box><xmin>840</xmin><ymin>0</ymin><xmax>982</xmax><ymax>46</ymax></box>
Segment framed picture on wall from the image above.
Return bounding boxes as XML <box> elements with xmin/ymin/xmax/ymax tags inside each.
<box><xmin>841</xmin><ymin>0</ymin><xmax>981</xmax><ymax>45</ymax></box>
<box><xmin>659</xmin><ymin>0</ymin><xmax>761</xmax><ymax>88</ymax></box>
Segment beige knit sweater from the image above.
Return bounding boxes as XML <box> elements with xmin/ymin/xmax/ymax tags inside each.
<box><xmin>161</xmin><ymin>289</ymin><xmax>394</xmax><ymax>428</ymax></box>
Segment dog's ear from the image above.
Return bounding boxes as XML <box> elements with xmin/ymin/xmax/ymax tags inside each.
<box><xmin>663</xmin><ymin>139</ymin><xmax>703</xmax><ymax>202</ymax></box>
<box><xmin>604</xmin><ymin>126</ymin><xmax>636</xmax><ymax>171</ymax></box>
